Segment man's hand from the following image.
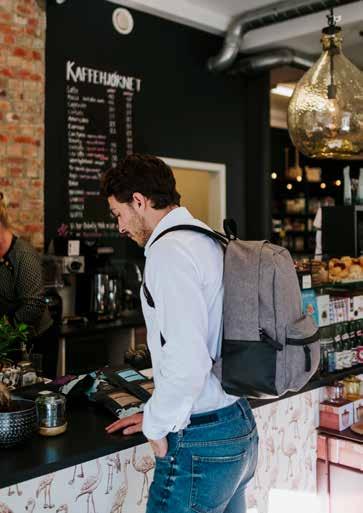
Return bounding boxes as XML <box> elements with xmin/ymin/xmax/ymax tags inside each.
<box><xmin>105</xmin><ymin>413</ymin><xmax>168</xmax><ymax>458</ymax></box>
<box><xmin>149</xmin><ymin>437</ymin><xmax>168</xmax><ymax>458</ymax></box>
<box><xmin>105</xmin><ymin>412</ymin><xmax>143</xmax><ymax>435</ymax></box>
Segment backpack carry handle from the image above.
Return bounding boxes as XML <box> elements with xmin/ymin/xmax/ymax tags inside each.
<box><xmin>223</xmin><ymin>219</ymin><xmax>237</xmax><ymax>240</ymax></box>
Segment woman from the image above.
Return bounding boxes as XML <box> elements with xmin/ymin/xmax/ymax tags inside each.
<box><xmin>0</xmin><ymin>193</ymin><xmax>56</xmax><ymax>377</ymax></box>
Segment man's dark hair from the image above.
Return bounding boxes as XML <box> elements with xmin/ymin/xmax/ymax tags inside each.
<box><xmin>100</xmin><ymin>154</ymin><xmax>181</xmax><ymax>209</ymax></box>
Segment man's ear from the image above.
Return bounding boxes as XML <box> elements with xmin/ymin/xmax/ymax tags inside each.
<box><xmin>132</xmin><ymin>192</ymin><xmax>147</xmax><ymax>210</ymax></box>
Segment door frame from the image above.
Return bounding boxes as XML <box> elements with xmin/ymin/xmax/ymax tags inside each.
<box><xmin>159</xmin><ymin>156</ymin><xmax>226</xmax><ymax>230</ymax></box>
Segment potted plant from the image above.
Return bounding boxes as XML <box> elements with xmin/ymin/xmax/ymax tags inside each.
<box><xmin>0</xmin><ymin>314</ymin><xmax>28</xmax><ymax>368</ymax></box>
<box><xmin>0</xmin><ymin>316</ymin><xmax>37</xmax><ymax>448</ymax></box>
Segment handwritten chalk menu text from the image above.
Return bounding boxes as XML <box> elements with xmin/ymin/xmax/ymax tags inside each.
<box><xmin>65</xmin><ymin>60</ymin><xmax>142</xmax><ymax>238</ymax></box>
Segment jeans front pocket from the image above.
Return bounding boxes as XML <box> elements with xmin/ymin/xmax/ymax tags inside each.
<box><xmin>190</xmin><ymin>451</ymin><xmax>247</xmax><ymax>513</ymax></box>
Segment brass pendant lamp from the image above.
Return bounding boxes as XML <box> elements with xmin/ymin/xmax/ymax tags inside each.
<box><xmin>288</xmin><ymin>9</ymin><xmax>363</xmax><ymax>160</ymax></box>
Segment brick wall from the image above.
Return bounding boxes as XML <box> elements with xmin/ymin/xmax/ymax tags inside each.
<box><xmin>0</xmin><ymin>0</ymin><xmax>45</xmax><ymax>249</ymax></box>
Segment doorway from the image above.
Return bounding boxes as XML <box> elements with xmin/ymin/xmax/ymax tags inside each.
<box><xmin>160</xmin><ymin>157</ymin><xmax>226</xmax><ymax>231</ymax></box>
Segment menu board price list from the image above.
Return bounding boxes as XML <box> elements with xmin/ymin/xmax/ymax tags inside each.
<box><xmin>65</xmin><ymin>60</ymin><xmax>142</xmax><ymax>238</ymax></box>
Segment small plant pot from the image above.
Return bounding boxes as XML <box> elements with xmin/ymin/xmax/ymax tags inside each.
<box><xmin>0</xmin><ymin>399</ymin><xmax>37</xmax><ymax>448</ymax></box>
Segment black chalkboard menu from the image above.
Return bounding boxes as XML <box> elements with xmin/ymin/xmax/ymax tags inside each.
<box><xmin>65</xmin><ymin>60</ymin><xmax>142</xmax><ymax>239</ymax></box>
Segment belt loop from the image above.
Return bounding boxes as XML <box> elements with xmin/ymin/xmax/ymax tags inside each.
<box><xmin>178</xmin><ymin>429</ymin><xmax>183</xmax><ymax>439</ymax></box>
<box><xmin>237</xmin><ymin>399</ymin><xmax>248</xmax><ymax>421</ymax></box>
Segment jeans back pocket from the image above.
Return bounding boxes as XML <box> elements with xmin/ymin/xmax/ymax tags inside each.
<box><xmin>190</xmin><ymin>451</ymin><xmax>247</xmax><ymax>513</ymax></box>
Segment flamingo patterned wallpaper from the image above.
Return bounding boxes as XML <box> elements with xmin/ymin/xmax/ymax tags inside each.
<box><xmin>0</xmin><ymin>389</ymin><xmax>320</xmax><ymax>513</ymax></box>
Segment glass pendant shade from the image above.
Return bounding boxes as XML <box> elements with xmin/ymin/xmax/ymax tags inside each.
<box><xmin>288</xmin><ymin>26</ymin><xmax>363</xmax><ymax>159</ymax></box>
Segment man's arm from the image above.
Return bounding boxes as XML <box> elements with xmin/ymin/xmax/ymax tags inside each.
<box><xmin>142</xmin><ymin>238</ymin><xmax>212</xmax><ymax>440</ymax></box>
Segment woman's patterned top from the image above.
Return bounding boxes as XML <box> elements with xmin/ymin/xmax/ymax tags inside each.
<box><xmin>0</xmin><ymin>236</ymin><xmax>52</xmax><ymax>337</ymax></box>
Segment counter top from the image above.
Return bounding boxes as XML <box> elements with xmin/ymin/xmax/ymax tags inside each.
<box><xmin>1</xmin><ymin>364</ymin><xmax>362</xmax><ymax>488</ymax></box>
<box><xmin>0</xmin><ymin>400</ymin><xmax>146</xmax><ymax>489</ymax></box>
<box><xmin>59</xmin><ymin>313</ymin><xmax>145</xmax><ymax>338</ymax></box>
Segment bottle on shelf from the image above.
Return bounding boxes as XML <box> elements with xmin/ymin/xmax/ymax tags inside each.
<box><xmin>333</xmin><ymin>323</ymin><xmax>344</xmax><ymax>372</ymax></box>
<box><xmin>327</xmin><ymin>338</ymin><xmax>336</xmax><ymax>373</ymax></box>
<box><xmin>353</xmin><ymin>319</ymin><xmax>363</xmax><ymax>365</ymax></box>
<box><xmin>357</xmin><ymin>168</ymin><xmax>363</xmax><ymax>205</ymax></box>
<box><xmin>342</xmin><ymin>321</ymin><xmax>352</xmax><ymax>369</ymax></box>
<box><xmin>348</xmin><ymin>321</ymin><xmax>357</xmax><ymax>366</ymax></box>
<box><xmin>319</xmin><ymin>339</ymin><xmax>330</xmax><ymax>374</ymax></box>
<box><xmin>343</xmin><ymin>166</ymin><xmax>352</xmax><ymax>206</ymax></box>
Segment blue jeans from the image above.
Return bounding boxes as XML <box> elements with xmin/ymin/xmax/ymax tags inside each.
<box><xmin>146</xmin><ymin>398</ymin><xmax>258</xmax><ymax>513</ymax></box>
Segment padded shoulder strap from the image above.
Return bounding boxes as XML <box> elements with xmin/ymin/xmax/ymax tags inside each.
<box><xmin>150</xmin><ymin>224</ymin><xmax>228</xmax><ymax>247</ymax></box>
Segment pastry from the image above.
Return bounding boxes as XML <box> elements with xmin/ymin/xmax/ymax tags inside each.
<box><xmin>341</xmin><ymin>256</ymin><xmax>352</xmax><ymax>268</ymax></box>
<box><xmin>348</xmin><ymin>264</ymin><xmax>361</xmax><ymax>279</ymax></box>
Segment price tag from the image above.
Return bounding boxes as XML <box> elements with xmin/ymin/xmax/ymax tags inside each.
<box><xmin>302</xmin><ymin>274</ymin><xmax>312</xmax><ymax>289</ymax></box>
<box><xmin>68</xmin><ymin>240</ymin><xmax>80</xmax><ymax>256</ymax></box>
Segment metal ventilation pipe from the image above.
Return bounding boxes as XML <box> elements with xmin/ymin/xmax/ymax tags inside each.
<box><xmin>208</xmin><ymin>0</ymin><xmax>361</xmax><ymax>72</ymax></box>
<box><xmin>230</xmin><ymin>48</ymin><xmax>315</xmax><ymax>75</ymax></box>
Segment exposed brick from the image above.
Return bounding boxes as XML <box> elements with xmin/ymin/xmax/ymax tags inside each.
<box><xmin>13</xmin><ymin>47</ymin><xmax>28</xmax><ymax>58</ymax></box>
<box><xmin>0</xmin><ymin>11</ymin><xmax>10</xmax><ymax>22</ymax></box>
<box><xmin>28</xmin><ymin>18</ymin><xmax>38</xmax><ymax>27</ymax></box>
<box><xmin>4</xmin><ymin>156</ymin><xmax>26</xmax><ymax>165</ymax></box>
<box><xmin>10</xmin><ymin>166</ymin><xmax>23</xmax><ymax>177</ymax></box>
<box><xmin>32</xmin><ymin>50</ymin><xmax>41</xmax><ymax>60</ymax></box>
<box><xmin>16</xmin><ymin>5</ymin><xmax>32</xmax><ymax>16</ymax></box>
<box><xmin>0</xmin><ymin>2</ymin><xmax>45</xmax><ymax>247</ymax></box>
<box><xmin>7</xmin><ymin>143</ymin><xmax>23</xmax><ymax>157</ymax></box>
<box><xmin>14</xmin><ymin>15</ymin><xmax>28</xmax><ymax>26</ymax></box>
<box><xmin>23</xmin><ymin>145</ymin><xmax>37</xmax><ymax>157</ymax></box>
<box><xmin>4</xmin><ymin>35</ymin><xmax>14</xmax><ymax>45</ymax></box>
<box><xmin>0</xmin><ymin>67</ymin><xmax>14</xmax><ymax>78</ymax></box>
<box><xmin>24</xmin><ymin>223</ymin><xmax>42</xmax><ymax>233</ymax></box>
<box><xmin>13</xmin><ymin>135</ymin><xmax>36</xmax><ymax>144</ymax></box>
<box><xmin>31</xmin><ymin>232</ymin><xmax>43</xmax><ymax>249</ymax></box>
<box><xmin>0</xmin><ymin>99</ymin><xmax>10</xmax><ymax>111</ymax></box>
<box><xmin>0</xmin><ymin>23</ymin><xmax>19</xmax><ymax>35</ymax></box>
<box><xmin>19</xmin><ymin>211</ymin><xmax>33</xmax><ymax>223</ymax></box>
<box><xmin>0</xmin><ymin>177</ymin><xmax>10</xmax><ymax>186</ymax></box>
<box><xmin>5</xmin><ymin>112</ymin><xmax>20</xmax><ymax>122</ymax></box>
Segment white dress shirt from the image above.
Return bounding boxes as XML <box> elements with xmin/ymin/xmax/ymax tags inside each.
<box><xmin>141</xmin><ymin>207</ymin><xmax>238</xmax><ymax>440</ymax></box>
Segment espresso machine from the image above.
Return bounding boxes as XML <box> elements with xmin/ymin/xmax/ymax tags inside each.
<box><xmin>42</xmin><ymin>254</ymin><xmax>86</xmax><ymax>323</ymax></box>
<box><xmin>76</xmin><ymin>245</ymin><xmax>123</xmax><ymax>321</ymax></box>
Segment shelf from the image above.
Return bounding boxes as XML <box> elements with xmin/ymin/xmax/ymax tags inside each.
<box><xmin>249</xmin><ymin>364</ymin><xmax>363</xmax><ymax>408</ymax></box>
<box><xmin>311</xmin><ymin>280</ymin><xmax>363</xmax><ymax>292</ymax></box>
<box><xmin>280</xmin><ymin>213</ymin><xmax>316</xmax><ymax>219</ymax></box>
<box><xmin>285</xmin><ymin>230</ymin><xmax>314</xmax><ymax>235</ymax></box>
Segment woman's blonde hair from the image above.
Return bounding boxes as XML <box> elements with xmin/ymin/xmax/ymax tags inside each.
<box><xmin>0</xmin><ymin>192</ymin><xmax>10</xmax><ymax>228</ymax></box>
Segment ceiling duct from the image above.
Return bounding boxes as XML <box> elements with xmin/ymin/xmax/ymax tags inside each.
<box><xmin>230</xmin><ymin>48</ymin><xmax>316</xmax><ymax>75</ymax></box>
<box><xmin>208</xmin><ymin>0</ymin><xmax>362</xmax><ymax>73</ymax></box>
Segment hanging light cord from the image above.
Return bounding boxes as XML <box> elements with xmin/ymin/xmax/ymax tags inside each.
<box><xmin>327</xmin><ymin>7</ymin><xmax>337</xmax><ymax>99</ymax></box>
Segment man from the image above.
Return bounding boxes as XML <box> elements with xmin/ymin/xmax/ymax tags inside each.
<box><xmin>101</xmin><ymin>155</ymin><xmax>258</xmax><ymax>513</ymax></box>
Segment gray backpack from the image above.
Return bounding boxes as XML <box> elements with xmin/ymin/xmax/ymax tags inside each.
<box><xmin>147</xmin><ymin>222</ymin><xmax>320</xmax><ymax>399</ymax></box>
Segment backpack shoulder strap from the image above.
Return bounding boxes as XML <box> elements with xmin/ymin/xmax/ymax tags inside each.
<box><xmin>150</xmin><ymin>224</ymin><xmax>228</xmax><ymax>247</ymax></box>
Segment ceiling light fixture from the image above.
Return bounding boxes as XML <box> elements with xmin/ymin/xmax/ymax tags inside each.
<box><xmin>288</xmin><ymin>8</ymin><xmax>363</xmax><ymax>160</ymax></box>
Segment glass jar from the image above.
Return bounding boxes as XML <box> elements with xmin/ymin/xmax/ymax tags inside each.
<box><xmin>35</xmin><ymin>391</ymin><xmax>67</xmax><ymax>436</ymax></box>
<box><xmin>326</xmin><ymin>381</ymin><xmax>345</xmax><ymax>403</ymax></box>
<box><xmin>18</xmin><ymin>361</ymin><xmax>37</xmax><ymax>387</ymax></box>
<box><xmin>342</xmin><ymin>375</ymin><xmax>361</xmax><ymax>400</ymax></box>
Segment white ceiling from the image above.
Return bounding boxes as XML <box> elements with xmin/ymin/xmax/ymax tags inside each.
<box><xmin>108</xmin><ymin>0</ymin><xmax>363</xmax><ymax>67</ymax></box>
